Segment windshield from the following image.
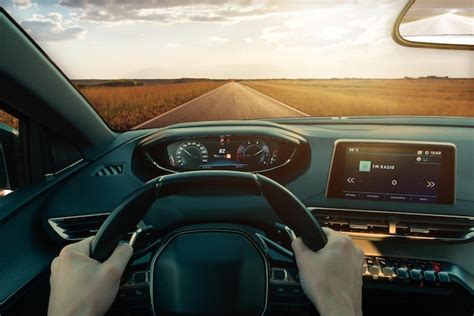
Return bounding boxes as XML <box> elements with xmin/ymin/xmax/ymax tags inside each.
<box><xmin>2</xmin><ymin>0</ymin><xmax>473</xmax><ymax>131</ymax></box>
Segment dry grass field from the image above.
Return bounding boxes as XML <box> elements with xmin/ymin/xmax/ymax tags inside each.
<box><xmin>1</xmin><ymin>79</ymin><xmax>472</xmax><ymax>132</ymax></box>
<box><xmin>243</xmin><ymin>79</ymin><xmax>474</xmax><ymax>117</ymax></box>
<box><xmin>0</xmin><ymin>110</ymin><xmax>19</xmax><ymax>130</ymax></box>
<box><xmin>79</xmin><ymin>81</ymin><xmax>226</xmax><ymax>130</ymax></box>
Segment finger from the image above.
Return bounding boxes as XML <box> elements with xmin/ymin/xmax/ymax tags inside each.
<box><xmin>322</xmin><ymin>227</ymin><xmax>341</xmax><ymax>244</ymax></box>
<box><xmin>69</xmin><ymin>236</ymin><xmax>95</xmax><ymax>255</ymax></box>
<box><xmin>50</xmin><ymin>256</ymin><xmax>58</xmax><ymax>273</ymax></box>
<box><xmin>291</xmin><ymin>237</ymin><xmax>312</xmax><ymax>259</ymax></box>
<box><xmin>321</xmin><ymin>227</ymin><xmax>335</xmax><ymax>238</ymax></box>
<box><xmin>104</xmin><ymin>242</ymin><xmax>133</xmax><ymax>274</ymax></box>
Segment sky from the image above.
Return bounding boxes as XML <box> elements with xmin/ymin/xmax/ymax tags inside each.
<box><xmin>1</xmin><ymin>0</ymin><xmax>473</xmax><ymax>79</ymax></box>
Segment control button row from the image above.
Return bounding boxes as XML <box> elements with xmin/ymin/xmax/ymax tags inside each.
<box><xmin>363</xmin><ymin>257</ymin><xmax>450</xmax><ymax>283</ymax></box>
<box><xmin>272</xmin><ymin>284</ymin><xmax>304</xmax><ymax>296</ymax></box>
<box><xmin>116</xmin><ymin>286</ymin><xmax>150</xmax><ymax>306</ymax></box>
<box><xmin>396</xmin><ymin>268</ymin><xmax>449</xmax><ymax>283</ymax></box>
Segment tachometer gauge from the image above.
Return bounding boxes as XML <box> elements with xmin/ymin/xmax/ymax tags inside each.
<box><xmin>237</xmin><ymin>139</ymin><xmax>271</xmax><ymax>168</ymax></box>
<box><xmin>175</xmin><ymin>140</ymin><xmax>209</xmax><ymax>169</ymax></box>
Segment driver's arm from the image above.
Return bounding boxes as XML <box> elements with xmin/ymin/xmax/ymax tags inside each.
<box><xmin>48</xmin><ymin>236</ymin><xmax>133</xmax><ymax>316</ymax></box>
<box><xmin>292</xmin><ymin>227</ymin><xmax>364</xmax><ymax>316</ymax></box>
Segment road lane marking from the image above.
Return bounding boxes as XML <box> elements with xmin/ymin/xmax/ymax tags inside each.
<box><xmin>132</xmin><ymin>83</ymin><xmax>228</xmax><ymax>129</ymax></box>
<box><xmin>239</xmin><ymin>83</ymin><xmax>310</xmax><ymax>117</ymax></box>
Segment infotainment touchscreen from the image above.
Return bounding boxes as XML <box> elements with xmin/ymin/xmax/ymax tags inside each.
<box><xmin>326</xmin><ymin>140</ymin><xmax>456</xmax><ymax>204</ymax></box>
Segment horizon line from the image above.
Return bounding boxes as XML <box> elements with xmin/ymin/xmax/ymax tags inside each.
<box><xmin>70</xmin><ymin>76</ymin><xmax>472</xmax><ymax>81</ymax></box>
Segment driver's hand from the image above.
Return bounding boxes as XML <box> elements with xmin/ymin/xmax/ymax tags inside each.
<box><xmin>291</xmin><ymin>228</ymin><xmax>364</xmax><ymax>316</ymax></box>
<box><xmin>48</xmin><ymin>236</ymin><xmax>133</xmax><ymax>316</ymax></box>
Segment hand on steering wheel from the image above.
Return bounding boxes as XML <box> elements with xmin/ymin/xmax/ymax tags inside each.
<box><xmin>292</xmin><ymin>227</ymin><xmax>364</xmax><ymax>316</ymax></box>
<box><xmin>48</xmin><ymin>237</ymin><xmax>133</xmax><ymax>316</ymax></box>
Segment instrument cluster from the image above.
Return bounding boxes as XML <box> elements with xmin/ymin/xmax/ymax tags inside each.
<box><xmin>143</xmin><ymin>133</ymin><xmax>299</xmax><ymax>173</ymax></box>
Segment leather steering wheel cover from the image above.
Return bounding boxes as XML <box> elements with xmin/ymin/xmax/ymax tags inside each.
<box><xmin>256</xmin><ymin>174</ymin><xmax>328</xmax><ymax>252</ymax></box>
<box><xmin>90</xmin><ymin>170</ymin><xmax>327</xmax><ymax>261</ymax></box>
<box><xmin>90</xmin><ymin>180</ymin><xmax>158</xmax><ymax>262</ymax></box>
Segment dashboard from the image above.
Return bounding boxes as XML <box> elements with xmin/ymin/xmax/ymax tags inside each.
<box><xmin>4</xmin><ymin>118</ymin><xmax>472</xmax><ymax>314</ymax></box>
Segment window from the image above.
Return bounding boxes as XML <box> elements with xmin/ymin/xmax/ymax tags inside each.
<box><xmin>0</xmin><ymin>109</ymin><xmax>20</xmax><ymax>198</ymax></box>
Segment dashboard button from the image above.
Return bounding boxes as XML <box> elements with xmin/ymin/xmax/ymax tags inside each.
<box><xmin>272</xmin><ymin>268</ymin><xmax>287</xmax><ymax>282</ymax></box>
<box><xmin>432</xmin><ymin>262</ymin><xmax>442</xmax><ymax>273</ymax></box>
<box><xmin>396</xmin><ymin>268</ymin><xmax>409</xmax><ymax>279</ymax></box>
<box><xmin>423</xmin><ymin>270</ymin><xmax>437</xmax><ymax>282</ymax></box>
<box><xmin>382</xmin><ymin>267</ymin><xmax>396</xmax><ymax>277</ymax></box>
<box><xmin>409</xmin><ymin>269</ymin><xmax>423</xmax><ymax>281</ymax></box>
<box><xmin>271</xmin><ymin>285</ymin><xmax>288</xmax><ymax>297</ymax></box>
<box><xmin>369</xmin><ymin>265</ymin><xmax>381</xmax><ymax>276</ymax></box>
<box><xmin>132</xmin><ymin>272</ymin><xmax>147</xmax><ymax>284</ymax></box>
<box><xmin>362</xmin><ymin>263</ymin><xmax>369</xmax><ymax>275</ymax></box>
<box><xmin>290</xmin><ymin>287</ymin><xmax>303</xmax><ymax>296</ymax></box>
<box><xmin>438</xmin><ymin>272</ymin><xmax>450</xmax><ymax>283</ymax></box>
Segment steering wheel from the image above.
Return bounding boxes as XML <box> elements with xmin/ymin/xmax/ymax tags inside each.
<box><xmin>90</xmin><ymin>170</ymin><xmax>327</xmax><ymax>315</ymax></box>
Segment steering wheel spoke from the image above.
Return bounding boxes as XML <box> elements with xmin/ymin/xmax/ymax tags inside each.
<box><xmin>92</xmin><ymin>171</ymin><xmax>326</xmax><ymax>316</ymax></box>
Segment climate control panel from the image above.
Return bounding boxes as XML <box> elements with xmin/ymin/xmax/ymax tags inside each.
<box><xmin>363</xmin><ymin>256</ymin><xmax>451</xmax><ymax>286</ymax></box>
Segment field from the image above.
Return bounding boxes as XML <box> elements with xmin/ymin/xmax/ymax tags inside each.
<box><xmin>1</xmin><ymin>78</ymin><xmax>472</xmax><ymax>132</ymax></box>
<box><xmin>0</xmin><ymin>110</ymin><xmax>18</xmax><ymax>130</ymax></box>
<box><xmin>78</xmin><ymin>80</ymin><xmax>226</xmax><ymax>130</ymax></box>
<box><xmin>243</xmin><ymin>79</ymin><xmax>474</xmax><ymax>117</ymax></box>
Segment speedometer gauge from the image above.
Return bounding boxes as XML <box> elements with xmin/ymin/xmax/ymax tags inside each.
<box><xmin>175</xmin><ymin>140</ymin><xmax>209</xmax><ymax>169</ymax></box>
<box><xmin>237</xmin><ymin>139</ymin><xmax>270</xmax><ymax>168</ymax></box>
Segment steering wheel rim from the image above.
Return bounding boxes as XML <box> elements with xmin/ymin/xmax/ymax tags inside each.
<box><xmin>90</xmin><ymin>170</ymin><xmax>327</xmax><ymax>262</ymax></box>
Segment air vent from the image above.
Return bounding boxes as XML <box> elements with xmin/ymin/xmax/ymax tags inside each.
<box><xmin>92</xmin><ymin>163</ymin><xmax>125</xmax><ymax>177</ymax></box>
<box><xmin>310</xmin><ymin>207</ymin><xmax>474</xmax><ymax>241</ymax></box>
<box><xmin>48</xmin><ymin>213</ymin><xmax>110</xmax><ymax>240</ymax></box>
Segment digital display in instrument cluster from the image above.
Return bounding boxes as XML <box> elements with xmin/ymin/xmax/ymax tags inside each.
<box><xmin>327</xmin><ymin>141</ymin><xmax>456</xmax><ymax>204</ymax></box>
<box><xmin>166</xmin><ymin>135</ymin><xmax>285</xmax><ymax>171</ymax></box>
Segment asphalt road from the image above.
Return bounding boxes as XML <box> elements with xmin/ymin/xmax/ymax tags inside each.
<box><xmin>135</xmin><ymin>82</ymin><xmax>308</xmax><ymax>128</ymax></box>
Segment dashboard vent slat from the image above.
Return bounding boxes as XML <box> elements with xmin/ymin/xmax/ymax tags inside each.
<box><xmin>92</xmin><ymin>163</ymin><xmax>125</xmax><ymax>177</ymax></box>
<box><xmin>48</xmin><ymin>213</ymin><xmax>110</xmax><ymax>240</ymax></box>
<box><xmin>310</xmin><ymin>207</ymin><xmax>474</xmax><ymax>241</ymax></box>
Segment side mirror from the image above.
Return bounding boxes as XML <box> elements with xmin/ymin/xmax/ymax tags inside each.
<box><xmin>0</xmin><ymin>123</ymin><xmax>19</xmax><ymax>194</ymax></box>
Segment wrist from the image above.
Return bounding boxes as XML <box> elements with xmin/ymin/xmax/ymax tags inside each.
<box><xmin>48</xmin><ymin>301</ymin><xmax>100</xmax><ymax>316</ymax></box>
<box><xmin>311</xmin><ymin>294</ymin><xmax>362</xmax><ymax>316</ymax></box>
<box><xmin>318</xmin><ymin>305</ymin><xmax>362</xmax><ymax>316</ymax></box>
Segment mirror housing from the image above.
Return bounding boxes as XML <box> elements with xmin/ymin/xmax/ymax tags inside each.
<box><xmin>393</xmin><ymin>0</ymin><xmax>474</xmax><ymax>50</ymax></box>
<box><xmin>0</xmin><ymin>123</ymin><xmax>19</xmax><ymax>192</ymax></box>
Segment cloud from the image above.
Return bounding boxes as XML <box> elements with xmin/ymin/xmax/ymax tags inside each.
<box><xmin>57</xmin><ymin>0</ymin><xmax>305</xmax><ymax>24</ymax></box>
<box><xmin>257</xmin><ymin>2</ymin><xmax>400</xmax><ymax>50</ymax></box>
<box><xmin>208</xmin><ymin>36</ymin><xmax>231</xmax><ymax>45</ymax></box>
<box><xmin>13</xmin><ymin>0</ymin><xmax>36</xmax><ymax>9</ymax></box>
<box><xmin>21</xmin><ymin>12</ymin><xmax>87</xmax><ymax>41</ymax></box>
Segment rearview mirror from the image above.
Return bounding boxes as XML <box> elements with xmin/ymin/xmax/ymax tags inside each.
<box><xmin>393</xmin><ymin>0</ymin><xmax>474</xmax><ymax>50</ymax></box>
<box><xmin>0</xmin><ymin>123</ymin><xmax>19</xmax><ymax>196</ymax></box>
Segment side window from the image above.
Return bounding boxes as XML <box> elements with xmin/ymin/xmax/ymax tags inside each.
<box><xmin>0</xmin><ymin>109</ymin><xmax>20</xmax><ymax>198</ymax></box>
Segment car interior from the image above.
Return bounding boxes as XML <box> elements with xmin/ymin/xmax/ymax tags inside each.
<box><xmin>0</xmin><ymin>2</ymin><xmax>473</xmax><ymax>316</ymax></box>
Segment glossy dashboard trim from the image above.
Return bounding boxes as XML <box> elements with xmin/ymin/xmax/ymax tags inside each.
<box><xmin>48</xmin><ymin>212</ymin><xmax>111</xmax><ymax>241</ymax></box>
